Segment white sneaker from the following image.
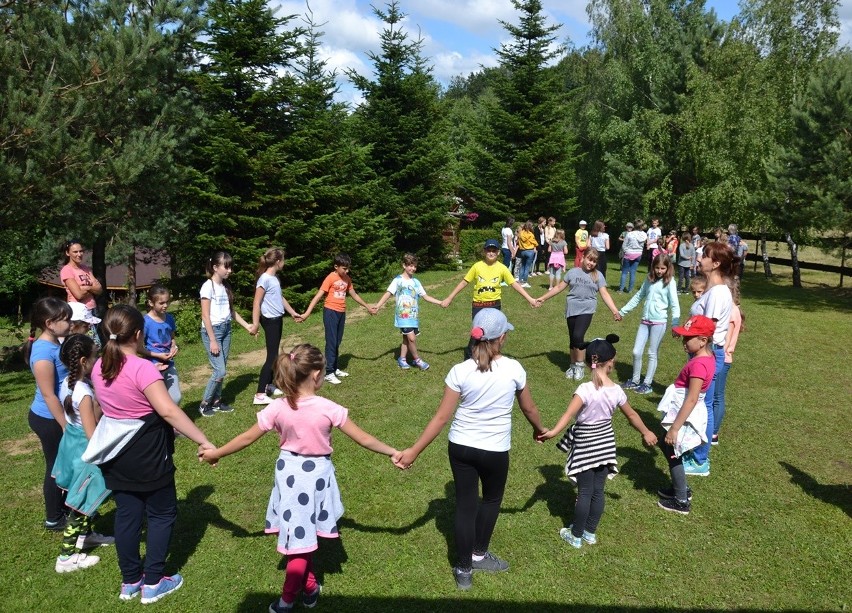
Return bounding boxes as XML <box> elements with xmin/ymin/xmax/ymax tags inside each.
<box><xmin>334</xmin><ymin>369</ymin><xmax>349</xmax><ymax>378</ymax></box>
<box><xmin>267</xmin><ymin>385</ymin><xmax>284</xmax><ymax>397</ymax></box>
<box><xmin>253</xmin><ymin>393</ymin><xmax>273</xmax><ymax>405</ymax></box>
<box><xmin>56</xmin><ymin>553</ymin><xmax>100</xmax><ymax>573</ymax></box>
<box><xmin>565</xmin><ymin>366</ymin><xmax>576</xmax><ymax>379</ymax></box>
<box><xmin>80</xmin><ymin>531</ymin><xmax>114</xmax><ymax>548</ymax></box>
<box><xmin>324</xmin><ymin>373</ymin><xmax>342</xmax><ymax>385</ymax></box>
<box><xmin>574</xmin><ymin>366</ymin><xmax>585</xmax><ymax>380</ymax></box>
<box><xmin>521</xmin><ymin>282</ymin><xmax>532</xmax><ymax>288</ymax></box>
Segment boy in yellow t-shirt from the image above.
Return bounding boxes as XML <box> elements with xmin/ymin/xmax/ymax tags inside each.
<box><xmin>442</xmin><ymin>239</ymin><xmax>538</xmax><ymax>358</ymax></box>
<box><xmin>574</xmin><ymin>220</ymin><xmax>589</xmax><ymax>268</ymax></box>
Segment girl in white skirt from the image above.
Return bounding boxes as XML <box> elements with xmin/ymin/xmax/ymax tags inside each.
<box><xmin>199</xmin><ymin>344</ymin><xmax>399</xmax><ymax>613</ymax></box>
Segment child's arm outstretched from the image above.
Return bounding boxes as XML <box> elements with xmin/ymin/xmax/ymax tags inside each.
<box><xmin>664</xmin><ymin>376</ymin><xmax>703</xmax><ymax>447</ymax></box>
<box><xmin>421</xmin><ymin>292</ymin><xmax>443</xmax><ymax>307</ymax></box>
<box><xmin>536</xmin><ymin>278</ymin><xmax>568</xmax><ymax>304</ymax></box>
<box><xmin>339</xmin><ymin>419</ymin><xmax>398</xmax><ymax>457</ymax></box>
<box><xmin>373</xmin><ymin>291</ymin><xmax>394</xmax><ymax>311</ymax></box>
<box><xmin>516</xmin><ymin>385</ymin><xmax>546</xmax><ymax>439</ymax></box>
<box><xmin>232</xmin><ymin>308</ymin><xmax>257</xmax><ymax>336</ymax></box>
<box><xmin>620</xmin><ymin>400</ymin><xmax>658</xmax><ymax>447</ymax></box>
<box><xmin>536</xmin><ymin>393</ymin><xmax>583</xmax><ymax>441</ymax></box>
<box><xmin>396</xmin><ymin>386</ymin><xmax>460</xmax><ymax>468</ymax></box>
<box><xmin>441</xmin><ymin>279</ymin><xmax>469</xmax><ymax>308</ymax></box>
<box><xmin>510</xmin><ymin>281</ymin><xmax>538</xmax><ymax>307</ymax></box>
<box><xmin>347</xmin><ymin>286</ymin><xmax>376</xmax><ymax>315</ymax></box>
<box><xmin>200</xmin><ymin>423</ymin><xmax>264</xmax><ymax>466</ymax></box>
<box><xmin>300</xmin><ymin>288</ymin><xmax>327</xmax><ymax>319</ymax></box>
<box><xmin>599</xmin><ymin>287</ymin><xmax>622</xmax><ymax>321</ymax></box>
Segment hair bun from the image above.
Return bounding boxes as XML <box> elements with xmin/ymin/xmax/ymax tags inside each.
<box><xmin>470</xmin><ymin>327</ymin><xmax>484</xmax><ymax>340</ymax></box>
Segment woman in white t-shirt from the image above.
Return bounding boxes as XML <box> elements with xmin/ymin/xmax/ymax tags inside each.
<box><xmin>199</xmin><ymin>251</ymin><xmax>256</xmax><ymax>416</ymax></box>
<box><xmin>396</xmin><ymin>309</ymin><xmax>544</xmax><ymax>591</ymax></box>
<box><xmin>500</xmin><ymin>217</ymin><xmax>515</xmax><ymax>269</ymax></box>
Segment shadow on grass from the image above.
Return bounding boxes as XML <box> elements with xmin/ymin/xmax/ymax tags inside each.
<box><xmin>779</xmin><ymin>462</ymin><xmax>852</xmax><ymax>519</ymax></box>
<box><xmin>503</xmin><ymin>464</ymin><xmax>574</xmax><ymax>525</ymax></box>
<box><xmin>741</xmin><ymin>274</ymin><xmax>852</xmax><ymax>313</ymax></box>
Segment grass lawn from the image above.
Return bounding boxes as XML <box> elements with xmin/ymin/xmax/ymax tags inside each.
<box><xmin>0</xmin><ymin>265</ymin><xmax>849</xmax><ymax>612</ymax></box>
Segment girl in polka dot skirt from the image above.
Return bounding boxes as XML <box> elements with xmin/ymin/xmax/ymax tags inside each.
<box><xmin>199</xmin><ymin>344</ymin><xmax>400</xmax><ymax>612</ymax></box>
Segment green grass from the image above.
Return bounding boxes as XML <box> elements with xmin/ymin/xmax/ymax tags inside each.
<box><xmin>0</xmin><ymin>267</ymin><xmax>850</xmax><ymax>612</ymax></box>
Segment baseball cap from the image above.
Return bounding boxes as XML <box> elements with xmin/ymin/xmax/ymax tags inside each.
<box><xmin>672</xmin><ymin>315</ymin><xmax>715</xmax><ymax>338</ymax></box>
<box><xmin>579</xmin><ymin>220</ymin><xmax>587</xmax><ymax>225</ymax></box>
<box><xmin>483</xmin><ymin>239</ymin><xmax>500</xmax><ymax>250</ymax></box>
<box><xmin>579</xmin><ymin>334</ymin><xmax>619</xmax><ymax>367</ymax></box>
<box><xmin>69</xmin><ymin>302</ymin><xmax>101</xmax><ymax>324</ymax></box>
<box><xmin>470</xmin><ymin>308</ymin><xmax>514</xmax><ymax>341</ymax></box>
<box><xmin>626</xmin><ymin>222</ymin><xmax>634</xmax><ymax>229</ymax></box>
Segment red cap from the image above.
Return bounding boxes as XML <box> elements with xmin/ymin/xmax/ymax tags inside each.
<box><xmin>672</xmin><ymin>314</ymin><xmax>716</xmax><ymax>338</ymax></box>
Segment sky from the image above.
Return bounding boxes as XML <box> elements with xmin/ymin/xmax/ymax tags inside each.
<box><xmin>272</xmin><ymin>0</ymin><xmax>852</xmax><ymax>106</ymax></box>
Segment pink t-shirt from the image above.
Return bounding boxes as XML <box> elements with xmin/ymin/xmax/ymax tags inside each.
<box><xmin>92</xmin><ymin>354</ymin><xmax>163</xmax><ymax>419</ymax></box>
<box><xmin>674</xmin><ymin>355</ymin><xmax>715</xmax><ymax>392</ymax></box>
<box><xmin>60</xmin><ymin>264</ymin><xmax>97</xmax><ymax>310</ymax></box>
<box><xmin>256</xmin><ymin>395</ymin><xmax>348</xmax><ymax>456</ymax></box>
<box><xmin>574</xmin><ymin>381</ymin><xmax>628</xmax><ymax>424</ymax></box>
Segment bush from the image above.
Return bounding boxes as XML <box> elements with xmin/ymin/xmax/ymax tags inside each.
<box><xmin>170</xmin><ymin>300</ymin><xmax>201</xmax><ymax>345</ymax></box>
<box><xmin>459</xmin><ymin>227</ymin><xmax>503</xmax><ymax>262</ymax></box>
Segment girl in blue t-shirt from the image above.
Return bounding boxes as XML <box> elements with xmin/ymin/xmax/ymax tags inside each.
<box><xmin>141</xmin><ymin>284</ymin><xmax>181</xmax><ymax>404</ymax></box>
<box><xmin>25</xmin><ymin>297</ymin><xmax>73</xmax><ymax>531</ymax></box>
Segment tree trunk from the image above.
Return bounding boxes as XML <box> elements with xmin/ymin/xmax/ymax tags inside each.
<box><xmin>92</xmin><ymin>236</ymin><xmax>108</xmax><ymax>316</ymax></box>
<box><xmin>126</xmin><ymin>246</ymin><xmax>137</xmax><ymax>306</ymax></box>
<box><xmin>841</xmin><ymin>241</ymin><xmax>847</xmax><ymax>288</ymax></box>
<box><xmin>786</xmin><ymin>232</ymin><xmax>801</xmax><ymax>287</ymax></box>
<box><xmin>759</xmin><ymin>226</ymin><xmax>772</xmax><ymax>278</ymax></box>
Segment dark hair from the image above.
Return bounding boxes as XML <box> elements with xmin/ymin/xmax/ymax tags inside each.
<box><xmin>99</xmin><ymin>305</ymin><xmax>145</xmax><ymax>382</ymax></box>
<box><xmin>206</xmin><ymin>251</ymin><xmax>235</xmax><ymax>306</ymax></box>
<box><xmin>147</xmin><ymin>283</ymin><xmax>170</xmax><ymax>306</ymax></box>
<box><xmin>402</xmin><ymin>253</ymin><xmax>418</xmax><ymax>266</ymax></box>
<box><xmin>274</xmin><ymin>344</ymin><xmax>325</xmax><ymax>410</ymax></box>
<box><xmin>62</xmin><ymin>239</ymin><xmax>83</xmax><ymax>264</ymax></box>
<box><xmin>592</xmin><ymin>220</ymin><xmax>605</xmax><ymax>236</ymax></box>
<box><xmin>58</xmin><ymin>334</ymin><xmax>96</xmax><ymax>418</ymax></box>
<box><xmin>333</xmin><ymin>253</ymin><xmax>352</xmax><ymax>268</ymax></box>
<box><xmin>24</xmin><ymin>298</ymin><xmax>72</xmax><ymax>364</ymax></box>
<box><xmin>702</xmin><ymin>241</ymin><xmax>739</xmax><ymax>279</ymax></box>
<box><xmin>504</xmin><ymin>217</ymin><xmax>514</xmax><ymax>228</ymax></box>
<box><xmin>648</xmin><ymin>252</ymin><xmax>674</xmax><ymax>286</ymax></box>
<box><xmin>256</xmin><ymin>247</ymin><xmax>284</xmax><ymax>278</ymax></box>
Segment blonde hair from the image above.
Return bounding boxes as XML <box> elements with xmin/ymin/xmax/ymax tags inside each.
<box><xmin>471</xmin><ymin>337</ymin><xmax>502</xmax><ymax>372</ymax></box>
<box><xmin>588</xmin><ymin>358</ymin><xmax>614</xmax><ymax>390</ymax></box>
<box><xmin>274</xmin><ymin>344</ymin><xmax>325</xmax><ymax>410</ymax></box>
<box><xmin>582</xmin><ymin>250</ymin><xmax>600</xmax><ymax>282</ymax></box>
<box><xmin>256</xmin><ymin>248</ymin><xmax>284</xmax><ymax>278</ymax></box>
<box><xmin>690</xmin><ymin>274</ymin><xmax>708</xmax><ymax>291</ymax></box>
<box><xmin>555</xmin><ymin>229</ymin><xmax>565</xmax><ymax>241</ymax></box>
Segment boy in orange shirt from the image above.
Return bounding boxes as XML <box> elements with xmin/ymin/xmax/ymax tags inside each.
<box><xmin>301</xmin><ymin>254</ymin><xmax>374</xmax><ymax>384</ymax></box>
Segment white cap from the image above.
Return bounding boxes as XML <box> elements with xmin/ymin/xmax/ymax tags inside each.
<box><xmin>471</xmin><ymin>308</ymin><xmax>514</xmax><ymax>341</ymax></box>
<box><xmin>69</xmin><ymin>302</ymin><xmax>101</xmax><ymax>324</ymax></box>
<box><xmin>579</xmin><ymin>220</ymin><xmax>587</xmax><ymax>225</ymax></box>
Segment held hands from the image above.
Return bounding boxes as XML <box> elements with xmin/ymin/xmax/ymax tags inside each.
<box><xmin>248</xmin><ymin>323</ymin><xmax>259</xmax><ymax>337</ymax></box>
<box><xmin>535</xmin><ymin>429</ymin><xmax>557</xmax><ymax>443</ymax></box>
<box><xmin>198</xmin><ymin>443</ymin><xmax>219</xmax><ymax>466</ymax></box>
<box><xmin>440</xmin><ymin>298</ymin><xmax>451</xmax><ymax>309</ymax></box>
<box><xmin>393</xmin><ymin>448</ymin><xmax>419</xmax><ymax>469</ymax></box>
<box><xmin>612</xmin><ymin>311</ymin><xmax>623</xmax><ymax>322</ymax></box>
<box><xmin>368</xmin><ymin>306</ymin><xmax>379</xmax><ymax>315</ymax></box>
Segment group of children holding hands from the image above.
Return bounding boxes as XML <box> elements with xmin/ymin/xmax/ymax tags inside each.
<box><xmin>25</xmin><ymin>231</ymin><xmax>743</xmax><ymax>605</ymax></box>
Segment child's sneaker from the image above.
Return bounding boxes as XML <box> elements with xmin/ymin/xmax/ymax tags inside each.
<box><xmin>658</xmin><ymin>497</ymin><xmax>691</xmax><ymax>515</ymax></box>
<box><xmin>657</xmin><ymin>486</ymin><xmax>693</xmax><ymax>501</ymax></box>
<box><xmin>683</xmin><ymin>457</ymin><xmax>710</xmax><ymax>477</ymax></box>
<box><xmin>212</xmin><ymin>400</ymin><xmax>234</xmax><ymax>413</ymax></box>
<box><xmin>574</xmin><ymin>365</ymin><xmax>585</xmax><ymax>380</ymax></box>
<box><xmin>199</xmin><ymin>402</ymin><xmax>217</xmax><ymax>417</ymax></box>
<box><xmin>397</xmin><ymin>357</ymin><xmax>411</xmax><ymax>370</ymax></box>
<box><xmin>413</xmin><ymin>358</ymin><xmax>430</xmax><ymax>371</ymax></box>
<box><xmin>119</xmin><ymin>578</ymin><xmax>144</xmax><ymax>601</ymax></box>
<box><xmin>324</xmin><ymin>373</ymin><xmax>341</xmax><ymax>385</ymax></box>
<box><xmin>55</xmin><ymin>552</ymin><xmax>100</xmax><ymax>573</ymax></box>
<box><xmin>253</xmin><ymin>393</ymin><xmax>273</xmax><ymax>405</ymax></box>
<box><xmin>471</xmin><ymin>551</ymin><xmax>508</xmax><ymax>572</ymax></box>
<box><xmin>621</xmin><ymin>379</ymin><xmax>638</xmax><ymax>390</ymax></box>
<box><xmin>453</xmin><ymin>567</ymin><xmax>473</xmax><ymax>591</ymax></box>
<box><xmin>634</xmin><ymin>383</ymin><xmax>653</xmax><ymax>394</ymax></box>
<box><xmin>334</xmin><ymin>369</ymin><xmax>349</xmax><ymax>378</ymax></box>
<box><xmin>559</xmin><ymin>527</ymin><xmax>582</xmax><ymax>548</ymax></box>
<box><xmin>268</xmin><ymin>599</ymin><xmax>294</xmax><ymax>612</ymax></box>
<box><xmin>302</xmin><ymin>584</ymin><xmax>322</xmax><ymax>608</ymax></box>
<box><xmin>711</xmin><ymin>434</ymin><xmax>719</xmax><ymax>446</ymax></box>
<box><xmin>267</xmin><ymin>385</ymin><xmax>284</xmax><ymax>397</ymax></box>
<box><xmin>80</xmin><ymin>531</ymin><xmax>115</xmax><ymax>548</ymax></box>
<box><xmin>564</xmin><ymin>366</ymin><xmax>576</xmax><ymax>379</ymax></box>
<box><xmin>568</xmin><ymin>524</ymin><xmax>597</xmax><ymax>545</ymax></box>
<box><xmin>140</xmin><ymin>574</ymin><xmax>183</xmax><ymax>604</ymax></box>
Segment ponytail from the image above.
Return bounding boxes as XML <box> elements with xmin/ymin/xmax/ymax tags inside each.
<box><xmin>471</xmin><ymin>338</ymin><xmax>501</xmax><ymax>372</ymax></box>
<box><xmin>59</xmin><ymin>334</ymin><xmax>96</xmax><ymax>418</ymax></box>
<box><xmin>256</xmin><ymin>248</ymin><xmax>284</xmax><ymax>278</ymax></box>
<box><xmin>274</xmin><ymin>344</ymin><xmax>325</xmax><ymax>410</ymax></box>
<box><xmin>100</xmin><ymin>305</ymin><xmax>144</xmax><ymax>382</ymax></box>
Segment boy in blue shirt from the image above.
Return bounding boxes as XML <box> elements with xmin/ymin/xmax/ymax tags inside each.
<box><xmin>373</xmin><ymin>253</ymin><xmax>443</xmax><ymax>370</ymax></box>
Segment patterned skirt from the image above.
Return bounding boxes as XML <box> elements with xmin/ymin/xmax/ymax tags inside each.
<box><xmin>265</xmin><ymin>450</ymin><xmax>345</xmax><ymax>555</ymax></box>
<box><xmin>562</xmin><ymin>421</ymin><xmax>617</xmax><ymax>477</ymax></box>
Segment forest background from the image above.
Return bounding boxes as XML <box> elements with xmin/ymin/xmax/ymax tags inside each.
<box><xmin>1</xmin><ymin>0</ymin><xmax>850</xmax><ymax>316</ymax></box>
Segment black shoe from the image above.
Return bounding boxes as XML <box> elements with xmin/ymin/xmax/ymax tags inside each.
<box><xmin>199</xmin><ymin>403</ymin><xmax>217</xmax><ymax>417</ymax></box>
<box><xmin>453</xmin><ymin>567</ymin><xmax>472</xmax><ymax>591</ymax></box>
<box><xmin>212</xmin><ymin>401</ymin><xmax>234</xmax><ymax>413</ymax></box>
<box><xmin>657</xmin><ymin>486</ymin><xmax>693</xmax><ymax>501</ymax></box>
<box><xmin>44</xmin><ymin>516</ymin><xmax>68</xmax><ymax>532</ymax></box>
<box><xmin>658</xmin><ymin>497</ymin><xmax>691</xmax><ymax>515</ymax></box>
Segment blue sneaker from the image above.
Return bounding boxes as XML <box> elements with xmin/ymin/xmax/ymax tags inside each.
<box><xmin>635</xmin><ymin>383</ymin><xmax>653</xmax><ymax>394</ymax></box>
<box><xmin>413</xmin><ymin>358</ymin><xmax>430</xmax><ymax>371</ymax></box>
<box><xmin>568</xmin><ymin>524</ymin><xmax>597</xmax><ymax>545</ymax></box>
<box><xmin>119</xmin><ymin>578</ymin><xmax>143</xmax><ymax>601</ymax></box>
<box><xmin>302</xmin><ymin>584</ymin><xmax>322</xmax><ymax>608</ymax></box>
<box><xmin>621</xmin><ymin>379</ymin><xmax>638</xmax><ymax>390</ymax></box>
<box><xmin>683</xmin><ymin>457</ymin><xmax>710</xmax><ymax>477</ymax></box>
<box><xmin>140</xmin><ymin>574</ymin><xmax>183</xmax><ymax>604</ymax></box>
<box><xmin>397</xmin><ymin>357</ymin><xmax>410</xmax><ymax>370</ymax></box>
<box><xmin>559</xmin><ymin>527</ymin><xmax>582</xmax><ymax>548</ymax></box>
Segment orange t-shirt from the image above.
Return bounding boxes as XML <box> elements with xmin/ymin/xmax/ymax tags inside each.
<box><xmin>320</xmin><ymin>271</ymin><xmax>351</xmax><ymax>312</ymax></box>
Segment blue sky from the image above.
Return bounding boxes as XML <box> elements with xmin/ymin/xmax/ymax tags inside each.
<box><xmin>272</xmin><ymin>0</ymin><xmax>852</xmax><ymax>105</ymax></box>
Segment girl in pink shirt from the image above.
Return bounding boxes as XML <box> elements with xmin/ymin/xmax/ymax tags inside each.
<box><xmin>200</xmin><ymin>344</ymin><xmax>400</xmax><ymax>613</ymax></box>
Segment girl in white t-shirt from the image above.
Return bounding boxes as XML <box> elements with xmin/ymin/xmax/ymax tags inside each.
<box><xmin>199</xmin><ymin>251</ymin><xmax>256</xmax><ymax>417</ymax></box>
<box><xmin>396</xmin><ymin>309</ymin><xmax>545</xmax><ymax>591</ymax></box>
<box><xmin>200</xmin><ymin>344</ymin><xmax>399</xmax><ymax>613</ymax></box>
<box><xmin>538</xmin><ymin>335</ymin><xmax>657</xmax><ymax>548</ymax></box>
<box><xmin>53</xmin><ymin>333</ymin><xmax>113</xmax><ymax>573</ymax></box>
<box><xmin>252</xmin><ymin>248</ymin><xmax>303</xmax><ymax>405</ymax></box>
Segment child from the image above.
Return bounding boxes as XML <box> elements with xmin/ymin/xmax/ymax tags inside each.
<box><xmin>141</xmin><ymin>284</ymin><xmax>181</xmax><ymax>405</ymax></box>
<box><xmin>677</xmin><ymin>232</ymin><xmax>695</xmax><ymax>293</ymax></box>
<box><xmin>199</xmin><ymin>251</ymin><xmax>257</xmax><ymax>416</ymax></box>
<box><xmin>537</xmin><ymin>335</ymin><xmax>657</xmax><ymax>547</ymax></box>
<box><xmin>574</xmin><ymin>220</ymin><xmax>589</xmax><ymax>268</ymax></box>
<box><xmin>665</xmin><ymin>230</ymin><xmax>679</xmax><ymax>264</ymax></box>
<box><xmin>69</xmin><ymin>302</ymin><xmax>102</xmax><ymax>348</ymax></box>
<box><xmin>300</xmin><ymin>253</ymin><xmax>374</xmax><ymax>385</ymax></box>
<box><xmin>441</xmin><ymin>239</ymin><xmax>538</xmax><ymax>359</ymax></box>
<box><xmin>645</xmin><ymin>218</ymin><xmax>662</xmax><ymax>270</ymax></box>
<box><xmin>536</xmin><ymin>250</ymin><xmax>622</xmax><ymax>380</ymax></box>
<box><xmin>252</xmin><ymin>248</ymin><xmax>303</xmax><ymax>405</ymax></box>
<box><xmin>547</xmin><ymin>229</ymin><xmax>568</xmax><ymax>290</ymax></box>
<box><xmin>86</xmin><ymin>305</ymin><xmax>216</xmax><ymax>603</ymax></box>
<box><xmin>394</xmin><ymin>309</ymin><xmax>545</xmax><ymax>590</ymax></box>
<box><xmin>713</xmin><ymin>279</ymin><xmax>744</xmax><ymax>445</ymax></box>
<box><xmin>53</xmin><ymin>334</ymin><xmax>113</xmax><ymax>572</ymax></box>
<box><xmin>690</xmin><ymin>274</ymin><xmax>707</xmax><ymax>301</ymax></box>
<box><xmin>25</xmin><ymin>297</ymin><xmax>73</xmax><ymax>531</ymax></box>
<box><xmin>618</xmin><ymin>254</ymin><xmax>680</xmax><ymax>394</ymax></box>
<box><xmin>199</xmin><ymin>344</ymin><xmax>399</xmax><ymax>612</ymax></box>
<box><xmin>656</xmin><ymin>315</ymin><xmax>717</xmax><ymax>514</ymax></box>
<box><xmin>373</xmin><ymin>253</ymin><xmax>443</xmax><ymax>370</ymax></box>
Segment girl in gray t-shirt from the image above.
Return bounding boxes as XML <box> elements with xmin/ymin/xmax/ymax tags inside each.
<box><xmin>536</xmin><ymin>250</ymin><xmax>622</xmax><ymax>380</ymax></box>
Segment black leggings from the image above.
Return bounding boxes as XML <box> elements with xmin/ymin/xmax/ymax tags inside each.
<box><xmin>257</xmin><ymin>315</ymin><xmax>283</xmax><ymax>393</ymax></box>
<box><xmin>28</xmin><ymin>411</ymin><xmax>66</xmax><ymax>523</ymax></box>
<box><xmin>566</xmin><ymin>314</ymin><xmax>594</xmax><ymax>350</ymax></box>
<box><xmin>572</xmin><ymin>465</ymin><xmax>608</xmax><ymax>537</ymax></box>
<box><xmin>658</xmin><ymin>440</ymin><xmax>689</xmax><ymax>500</ymax></box>
<box><xmin>448</xmin><ymin>442</ymin><xmax>509</xmax><ymax>570</ymax></box>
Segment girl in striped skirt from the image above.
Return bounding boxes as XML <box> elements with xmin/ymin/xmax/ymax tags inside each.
<box><xmin>538</xmin><ymin>335</ymin><xmax>657</xmax><ymax>547</ymax></box>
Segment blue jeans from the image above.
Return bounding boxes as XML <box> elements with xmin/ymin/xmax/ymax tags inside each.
<box><xmin>713</xmin><ymin>362</ymin><xmax>732</xmax><ymax>436</ymax></box>
<box><xmin>691</xmin><ymin>346</ymin><xmax>725</xmax><ymax>464</ymax></box>
<box><xmin>323</xmin><ymin>308</ymin><xmax>346</xmax><ymax>374</ymax></box>
<box><xmin>619</xmin><ymin>257</ymin><xmax>640</xmax><ymax>291</ymax></box>
<box><xmin>501</xmin><ymin>248</ymin><xmax>512</xmax><ymax>268</ymax></box>
<box><xmin>631</xmin><ymin>322</ymin><xmax>667</xmax><ymax>384</ymax></box>
<box><xmin>201</xmin><ymin>320</ymin><xmax>231</xmax><ymax>403</ymax></box>
<box><xmin>161</xmin><ymin>363</ymin><xmax>182</xmax><ymax>405</ymax></box>
<box><xmin>519</xmin><ymin>249</ymin><xmax>535</xmax><ymax>282</ymax></box>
